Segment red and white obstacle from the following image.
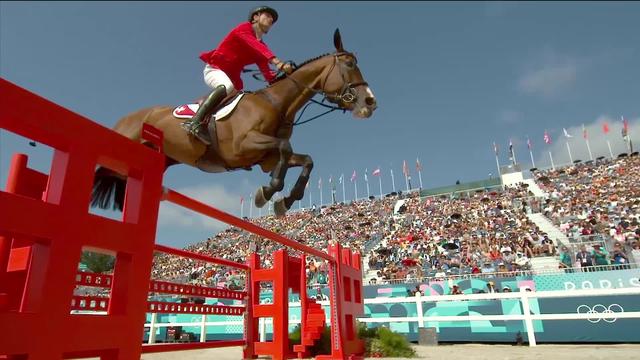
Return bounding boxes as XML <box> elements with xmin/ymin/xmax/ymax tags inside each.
<box><xmin>0</xmin><ymin>78</ymin><xmax>365</xmax><ymax>360</ymax></box>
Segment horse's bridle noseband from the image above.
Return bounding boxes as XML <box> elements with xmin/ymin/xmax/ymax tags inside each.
<box><xmin>283</xmin><ymin>51</ymin><xmax>368</xmax><ymax>109</ymax></box>
<box><xmin>321</xmin><ymin>52</ymin><xmax>369</xmax><ymax>107</ymax></box>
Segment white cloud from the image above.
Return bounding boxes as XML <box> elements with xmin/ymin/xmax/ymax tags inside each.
<box><xmin>532</xmin><ymin>116</ymin><xmax>640</xmax><ymax>169</ymax></box>
<box><xmin>157</xmin><ymin>183</ymin><xmax>252</xmax><ymax>234</ymax></box>
<box><xmin>517</xmin><ymin>48</ymin><xmax>635</xmax><ymax>99</ymax></box>
<box><xmin>517</xmin><ymin>60</ymin><xmax>578</xmax><ymax>98</ymax></box>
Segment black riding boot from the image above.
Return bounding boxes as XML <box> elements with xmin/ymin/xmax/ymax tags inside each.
<box><xmin>181</xmin><ymin>85</ymin><xmax>227</xmax><ymax>145</ymax></box>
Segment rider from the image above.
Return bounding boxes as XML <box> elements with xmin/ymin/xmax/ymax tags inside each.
<box><xmin>182</xmin><ymin>5</ymin><xmax>294</xmax><ymax>144</ymax></box>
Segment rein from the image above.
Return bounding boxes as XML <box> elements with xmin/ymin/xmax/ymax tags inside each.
<box><xmin>245</xmin><ymin>52</ymin><xmax>368</xmax><ymax>126</ymax></box>
<box><xmin>293</xmin><ymin>98</ymin><xmax>345</xmax><ymax>126</ymax></box>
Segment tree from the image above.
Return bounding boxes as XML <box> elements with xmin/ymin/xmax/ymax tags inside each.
<box><xmin>80</xmin><ymin>251</ymin><xmax>115</xmax><ymax>273</ymax></box>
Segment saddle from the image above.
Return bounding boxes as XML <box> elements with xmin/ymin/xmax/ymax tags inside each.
<box><xmin>173</xmin><ymin>92</ymin><xmax>251</xmax><ymax>173</ymax></box>
<box><xmin>172</xmin><ymin>92</ymin><xmax>244</xmax><ymax>121</ymax></box>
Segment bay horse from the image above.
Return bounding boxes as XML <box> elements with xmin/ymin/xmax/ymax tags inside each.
<box><xmin>91</xmin><ymin>29</ymin><xmax>377</xmax><ymax>216</ymax></box>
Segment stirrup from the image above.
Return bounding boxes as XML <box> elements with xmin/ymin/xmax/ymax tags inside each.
<box><xmin>180</xmin><ymin>121</ymin><xmax>193</xmax><ymax>132</ymax></box>
<box><xmin>194</xmin><ymin>125</ymin><xmax>212</xmax><ymax>145</ymax></box>
<box><xmin>181</xmin><ymin>120</ymin><xmax>211</xmax><ymax>145</ymax></box>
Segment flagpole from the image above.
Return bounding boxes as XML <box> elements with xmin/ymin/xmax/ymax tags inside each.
<box><xmin>566</xmin><ymin>141</ymin><xmax>574</xmax><ymax>163</ymax></box>
<box><xmin>492</xmin><ymin>141</ymin><xmax>501</xmax><ymax>177</ymax></box>
<box><xmin>529</xmin><ymin>149</ymin><xmax>535</xmax><ymax>168</ymax></box>
<box><xmin>405</xmin><ymin>174</ymin><xmax>409</xmax><ymax>192</ymax></box>
<box><xmin>365</xmin><ymin>170</ymin><xmax>370</xmax><ymax>198</ymax></box>
<box><xmin>512</xmin><ymin>144</ymin><xmax>517</xmax><ymax>164</ymax></box>
<box><xmin>606</xmin><ymin>139</ymin><xmax>614</xmax><ymax>159</ymax></box>
<box><xmin>548</xmin><ymin>151</ymin><xmax>556</xmax><ymax>170</ymax></box>
<box><xmin>341</xmin><ymin>174</ymin><xmax>346</xmax><ymax>203</ymax></box>
<box><xmin>240</xmin><ymin>199</ymin><xmax>244</xmax><ymax>218</ymax></box>
<box><xmin>319</xmin><ymin>185</ymin><xmax>323</xmax><ymax>207</ymax></box>
<box><xmin>378</xmin><ymin>174</ymin><xmax>383</xmax><ymax>198</ymax></box>
<box><xmin>249</xmin><ymin>193</ymin><xmax>253</xmax><ymax>218</ymax></box>
<box><xmin>585</xmin><ymin>140</ymin><xmax>593</xmax><ymax>160</ymax></box>
<box><xmin>585</xmin><ymin>138</ymin><xmax>594</xmax><ymax>161</ymax></box>
<box><xmin>330</xmin><ymin>176</ymin><xmax>336</xmax><ymax>204</ymax></box>
<box><xmin>622</xmin><ymin>116</ymin><xmax>633</xmax><ymax>153</ymax></box>
<box><xmin>527</xmin><ymin>137</ymin><xmax>536</xmax><ymax>168</ymax></box>
<box><xmin>390</xmin><ymin>168</ymin><xmax>396</xmax><ymax>192</ymax></box>
<box><xmin>354</xmin><ymin>180</ymin><xmax>358</xmax><ymax>202</ymax></box>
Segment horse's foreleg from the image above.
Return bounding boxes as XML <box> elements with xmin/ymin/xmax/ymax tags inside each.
<box><xmin>273</xmin><ymin>154</ymin><xmax>313</xmax><ymax>214</ymax></box>
<box><xmin>241</xmin><ymin>131</ymin><xmax>292</xmax><ymax>210</ymax></box>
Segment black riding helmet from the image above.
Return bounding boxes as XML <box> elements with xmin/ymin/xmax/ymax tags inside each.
<box><xmin>248</xmin><ymin>6</ymin><xmax>278</xmax><ymax>23</ymax></box>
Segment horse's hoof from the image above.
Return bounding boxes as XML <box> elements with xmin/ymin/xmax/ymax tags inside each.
<box><xmin>254</xmin><ymin>186</ymin><xmax>268</xmax><ymax>208</ymax></box>
<box><xmin>274</xmin><ymin>199</ymin><xmax>288</xmax><ymax>217</ymax></box>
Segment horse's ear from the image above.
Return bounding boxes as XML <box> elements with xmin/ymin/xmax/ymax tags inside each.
<box><xmin>333</xmin><ymin>28</ymin><xmax>344</xmax><ymax>52</ymax></box>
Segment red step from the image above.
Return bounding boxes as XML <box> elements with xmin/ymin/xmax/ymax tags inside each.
<box><xmin>293</xmin><ymin>298</ymin><xmax>327</xmax><ymax>357</ymax></box>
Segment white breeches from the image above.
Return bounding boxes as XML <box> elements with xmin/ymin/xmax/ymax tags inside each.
<box><xmin>203</xmin><ymin>64</ymin><xmax>235</xmax><ymax>93</ymax></box>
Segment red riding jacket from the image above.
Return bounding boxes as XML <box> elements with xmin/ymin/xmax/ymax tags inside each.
<box><xmin>199</xmin><ymin>22</ymin><xmax>277</xmax><ymax>90</ymax></box>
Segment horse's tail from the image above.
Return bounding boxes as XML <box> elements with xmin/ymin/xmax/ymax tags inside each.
<box><xmin>91</xmin><ymin>166</ymin><xmax>126</xmax><ymax>211</ymax></box>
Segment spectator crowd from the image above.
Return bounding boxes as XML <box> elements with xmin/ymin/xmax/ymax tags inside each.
<box><xmin>147</xmin><ymin>155</ymin><xmax>639</xmax><ymax>290</ymax></box>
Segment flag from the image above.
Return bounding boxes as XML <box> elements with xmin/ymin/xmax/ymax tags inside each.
<box><xmin>329</xmin><ymin>175</ymin><xmax>333</xmax><ymax>184</ymax></box>
<box><xmin>318</xmin><ymin>177</ymin><xmax>322</xmax><ymax>189</ymax></box>
<box><xmin>563</xmin><ymin>128</ymin><xmax>573</xmax><ymax>138</ymax></box>
<box><xmin>544</xmin><ymin>130</ymin><xmax>552</xmax><ymax>144</ymax></box>
<box><xmin>402</xmin><ymin>160</ymin><xmax>409</xmax><ymax>177</ymax></box>
<box><xmin>527</xmin><ymin>137</ymin><xmax>532</xmax><ymax>150</ymax></box>
<box><xmin>582</xmin><ymin>124</ymin><xmax>588</xmax><ymax>139</ymax></box>
<box><xmin>306</xmin><ymin>180</ymin><xmax>309</xmax><ymax>189</ymax></box>
<box><xmin>603</xmin><ymin>122</ymin><xmax>610</xmax><ymax>134</ymax></box>
<box><xmin>493</xmin><ymin>141</ymin><xmax>498</xmax><ymax>155</ymax></box>
<box><xmin>339</xmin><ymin>174</ymin><xmax>344</xmax><ymax>184</ymax></box>
<box><xmin>364</xmin><ymin>169</ymin><xmax>368</xmax><ymax>183</ymax></box>
<box><xmin>350</xmin><ymin>170</ymin><xmax>356</xmax><ymax>182</ymax></box>
<box><xmin>372</xmin><ymin>167</ymin><xmax>381</xmax><ymax>176</ymax></box>
<box><xmin>416</xmin><ymin>158</ymin><xmax>423</xmax><ymax>172</ymax></box>
<box><xmin>622</xmin><ymin>116</ymin><xmax>629</xmax><ymax>138</ymax></box>
<box><xmin>240</xmin><ymin>196</ymin><xmax>244</xmax><ymax>204</ymax></box>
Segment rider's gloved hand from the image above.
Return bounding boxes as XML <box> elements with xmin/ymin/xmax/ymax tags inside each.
<box><xmin>280</xmin><ymin>62</ymin><xmax>294</xmax><ymax>74</ymax></box>
<box><xmin>272</xmin><ymin>57</ymin><xmax>293</xmax><ymax>74</ymax></box>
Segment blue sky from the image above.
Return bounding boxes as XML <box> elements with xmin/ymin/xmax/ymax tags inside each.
<box><xmin>1</xmin><ymin>2</ymin><xmax>639</xmax><ymax>248</ymax></box>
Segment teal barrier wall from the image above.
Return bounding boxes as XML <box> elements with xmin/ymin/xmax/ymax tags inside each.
<box><xmin>143</xmin><ymin>268</ymin><xmax>640</xmax><ymax>343</ymax></box>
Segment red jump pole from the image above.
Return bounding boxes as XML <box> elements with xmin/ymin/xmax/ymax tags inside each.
<box><xmin>162</xmin><ymin>188</ymin><xmax>334</xmax><ymax>262</ymax></box>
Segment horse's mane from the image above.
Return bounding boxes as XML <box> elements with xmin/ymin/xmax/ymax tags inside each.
<box><xmin>266</xmin><ymin>52</ymin><xmax>333</xmax><ymax>87</ymax></box>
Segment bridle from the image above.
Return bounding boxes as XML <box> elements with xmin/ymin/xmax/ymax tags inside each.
<box><xmin>249</xmin><ymin>51</ymin><xmax>369</xmax><ymax>126</ymax></box>
<box><xmin>318</xmin><ymin>51</ymin><xmax>369</xmax><ymax>106</ymax></box>
<box><xmin>284</xmin><ymin>52</ymin><xmax>369</xmax><ymax>125</ymax></box>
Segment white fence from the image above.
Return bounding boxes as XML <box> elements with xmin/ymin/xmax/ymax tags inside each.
<box><xmin>144</xmin><ymin>287</ymin><xmax>640</xmax><ymax>347</ymax></box>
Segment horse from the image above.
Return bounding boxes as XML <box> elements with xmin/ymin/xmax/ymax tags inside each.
<box><xmin>91</xmin><ymin>29</ymin><xmax>377</xmax><ymax>216</ymax></box>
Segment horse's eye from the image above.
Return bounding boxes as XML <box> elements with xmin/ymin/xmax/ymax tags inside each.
<box><xmin>344</xmin><ymin>60</ymin><xmax>355</xmax><ymax>68</ymax></box>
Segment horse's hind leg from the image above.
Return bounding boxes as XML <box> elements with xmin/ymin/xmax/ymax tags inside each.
<box><xmin>241</xmin><ymin>131</ymin><xmax>292</xmax><ymax>210</ymax></box>
<box><xmin>273</xmin><ymin>153</ymin><xmax>313</xmax><ymax>215</ymax></box>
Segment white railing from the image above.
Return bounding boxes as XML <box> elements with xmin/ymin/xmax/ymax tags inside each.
<box><xmin>375</xmin><ymin>262</ymin><xmax>638</xmax><ymax>285</ymax></box>
<box><xmin>359</xmin><ymin>287</ymin><xmax>640</xmax><ymax>346</ymax></box>
<box><xmin>143</xmin><ymin>287</ymin><xmax>640</xmax><ymax>346</ymax></box>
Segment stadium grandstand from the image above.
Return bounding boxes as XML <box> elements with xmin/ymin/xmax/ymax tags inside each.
<box><xmin>141</xmin><ymin>154</ymin><xmax>638</xmax><ymax>290</ymax></box>
<box><xmin>75</xmin><ymin>152</ymin><xmax>640</xmax><ymax>344</ymax></box>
